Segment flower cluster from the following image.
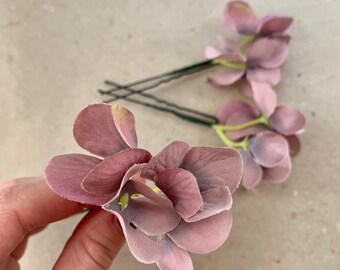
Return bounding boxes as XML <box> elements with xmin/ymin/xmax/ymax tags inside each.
<box><xmin>205</xmin><ymin>1</ymin><xmax>305</xmax><ymax>190</ymax></box>
<box><xmin>44</xmin><ymin>104</ymin><xmax>243</xmax><ymax>270</ymax></box>
<box><xmin>206</xmin><ymin>0</ymin><xmax>293</xmax><ymax>116</ymax></box>
<box><xmin>216</xmin><ymin>101</ymin><xmax>305</xmax><ymax>189</ymax></box>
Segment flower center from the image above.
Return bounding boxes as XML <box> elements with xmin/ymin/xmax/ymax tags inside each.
<box><xmin>118</xmin><ymin>192</ymin><xmax>129</xmax><ymax>211</ymax></box>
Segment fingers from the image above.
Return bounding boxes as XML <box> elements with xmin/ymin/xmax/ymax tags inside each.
<box><xmin>53</xmin><ymin>209</ymin><xmax>125</xmax><ymax>270</ymax></box>
<box><xmin>3</xmin><ymin>256</ymin><xmax>20</xmax><ymax>270</ymax></box>
<box><xmin>11</xmin><ymin>226</ymin><xmax>46</xmax><ymax>260</ymax></box>
<box><xmin>0</xmin><ymin>176</ymin><xmax>83</xmax><ymax>259</ymax></box>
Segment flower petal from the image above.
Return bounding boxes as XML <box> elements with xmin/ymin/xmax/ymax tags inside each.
<box><xmin>106</xmin><ymin>210</ymin><xmax>163</xmax><ymax>264</ymax></box>
<box><xmin>141</xmin><ymin>141</ymin><xmax>190</xmax><ymax>179</ymax></box>
<box><xmin>285</xmin><ymin>135</ymin><xmax>301</xmax><ymax>156</ymax></box>
<box><xmin>269</xmin><ymin>106</ymin><xmax>306</xmax><ymax>135</ymax></box>
<box><xmin>155</xmin><ymin>168</ymin><xmax>203</xmax><ymax>220</ymax></box>
<box><xmin>168</xmin><ymin>211</ymin><xmax>232</xmax><ymax>254</ymax></box>
<box><xmin>73</xmin><ymin>104</ymin><xmax>137</xmax><ymax>157</ymax></box>
<box><xmin>224</xmin><ymin>1</ymin><xmax>258</xmax><ymax>35</ymax></box>
<box><xmin>240</xmin><ymin>150</ymin><xmax>263</xmax><ymax>190</ymax></box>
<box><xmin>181</xmin><ymin>147</ymin><xmax>243</xmax><ymax>193</ymax></box>
<box><xmin>247</xmin><ymin>67</ymin><xmax>281</xmax><ymax>86</ymax></box>
<box><xmin>157</xmin><ymin>236</ymin><xmax>193</xmax><ymax>270</ymax></box>
<box><xmin>111</xmin><ymin>104</ymin><xmax>138</xmax><ymax>148</ymax></box>
<box><xmin>263</xmin><ymin>153</ymin><xmax>291</xmax><ymax>183</ymax></box>
<box><xmin>259</xmin><ymin>16</ymin><xmax>293</xmax><ymax>36</ymax></box>
<box><xmin>186</xmin><ymin>186</ymin><xmax>232</xmax><ymax>222</ymax></box>
<box><xmin>247</xmin><ymin>38</ymin><xmax>289</xmax><ymax>69</ymax></box>
<box><xmin>238</xmin><ymin>78</ymin><xmax>253</xmax><ymax>97</ymax></box>
<box><xmin>126</xmin><ymin>195</ymin><xmax>180</xmax><ymax>236</ymax></box>
<box><xmin>207</xmin><ymin>71</ymin><xmax>244</xmax><ymax>87</ymax></box>
<box><xmin>216</xmin><ymin>100</ymin><xmax>258</xmax><ymax>124</ymax></box>
<box><xmin>44</xmin><ymin>154</ymin><xmax>112</xmax><ymax>205</ymax></box>
<box><xmin>248</xmin><ymin>131</ymin><xmax>289</xmax><ymax>168</ymax></box>
<box><xmin>205</xmin><ymin>46</ymin><xmax>222</xmax><ymax>59</ymax></box>
<box><xmin>246</xmin><ymin>38</ymin><xmax>277</xmax><ymax>65</ymax></box>
<box><xmin>249</xmin><ymin>80</ymin><xmax>277</xmax><ymax>116</ymax></box>
<box><xmin>82</xmin><ymin>148</ymin><xmax>152</xmax><ymax>195</ymax></box>
<box><xmin>260</xmin><ymin>41</ymin><xmax>289</xmax><ymax>69</ymax></box>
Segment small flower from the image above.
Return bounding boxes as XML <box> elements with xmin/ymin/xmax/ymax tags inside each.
<box><xmin>216</xmin><ymin>100</ymin><xmax>305</xmax><ymax>189</ymax></box>
<box><xmin>206</xmin><ymin>37</ymin><xmax>288</xmax><ymax>116</ymax></box>
<box><xmin>224</xmin><ymin>1</ymin><xmax>293</xmax><ymax>40</ymax></box>
<box><xmin>104</xmin><ymin>141</ymin><xmax>243</xmax><ymax>269</ymax></box>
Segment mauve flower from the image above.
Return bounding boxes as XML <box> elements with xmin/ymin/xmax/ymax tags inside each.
<box><xmin>44</xmin><ymin>104</ymin><xmax>152</xmax><ymax>205</ymax></box>
<box><xmin>205</xmin><ymin>37</ymin><xmax>288</xmax><ymax>116</ymax></box>
<box><xmin>44</xmin><ymin>104</ymin><xmax>182</xmax><ymax>269</ymax></box>
<box><xmin>216</xmin><ymin>100</ymin><xmax>305</xmax><ymax>189</ymax></box>
<box><xmin>44</xmin><ymin>104</ymin><xmax>244</xmax><ymax>270</ymax></box>
<box><xmin>103</xmin><ymin>141</ymin><xmax>243</xmax><ymax>269</ymax></box>
<box><xmin>224</xmin><ymin>1</ymin><xmax>293</xmax><ymax>40</ymax></box>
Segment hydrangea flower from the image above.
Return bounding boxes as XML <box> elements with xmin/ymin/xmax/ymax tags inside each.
<box><xmin>44</xmin><ymin>104</ymin><xmax>244</xmax><ymax>270</ymax></box>
<box><xmin>224</xmin><ymin>0</ymin><xmax>293</xmax><ymax>40</ymax></box>
<box><xmin>216</xmin><ymin>100</ymin><xmax>305</xmax><ymax>189</ymax></box>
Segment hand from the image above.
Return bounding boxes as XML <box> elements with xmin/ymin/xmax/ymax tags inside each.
<box><xmin>0</xmin><ymin>176</ymin><xmax>125</xmax><ymax>270</ymax></box>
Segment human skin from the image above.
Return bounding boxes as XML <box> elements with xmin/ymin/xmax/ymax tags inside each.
<box><xmin>0</xmin><ymin>176</ymin><xmax>125</xmax><ymax>270</ymax></box>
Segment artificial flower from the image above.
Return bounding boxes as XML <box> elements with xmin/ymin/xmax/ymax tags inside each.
<box><xmin>216</xmin><ymin>100</ymin><xmax>305</xmax><ymax>189</ymax></box>
<box><xmin>104</xmin><ymin>141</ymin><xmax>243</xmax><ymax>269</ymax></box>
<box><xmin>205</xmin><ymin>37</ymin><xmax>289</xmax><ymax>115</ymax></box>
<box><xmin>45</xmin><ymin>104</ymin><xmax>243</xmax><ymax>270</ymax></box>
<box><xmin>224</xmin><ymin>0</ymin><xmax>293</xmax><ymax>40</ymax></box>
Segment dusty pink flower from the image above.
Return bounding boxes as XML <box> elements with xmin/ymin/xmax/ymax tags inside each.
<box><xmin>103</xmin><ymin>141</ymin><xmax>243</xmax><ymax>269</ymax></box>
<box><xmin>217</xmin><ymin>100</ymin><xmax>305</xmax><ymax>189</ymax></box>
<box><xmin>224</xmin><ymin>1</ymin><xmax>293</xmax><ymax>40</ymax></box>
<box><xmin>44</xmin><ymin>104</ymin><xmax>244</xmax><ymax>270</ymax></box>
<box><xmin>205</xmin><ymin>37</ymin><xmax>289</xmax><ymax>116</ymax></box>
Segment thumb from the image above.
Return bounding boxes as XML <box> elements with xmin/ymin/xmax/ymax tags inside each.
<box><xmin>53</xmin><ymin>209</ymin><xmax>125</xmax><ymax>270</ymax></box>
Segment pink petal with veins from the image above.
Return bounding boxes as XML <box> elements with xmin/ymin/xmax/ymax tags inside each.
<box><xmin>181</xmin><ymin>147</ymin><xmax>243</xmax><ymax>193</ymax></box>
<box><xmin>249</xmin><ymin>80</ymin><xmax>277</xmax><ymax>116</ymax></box>
<box><xmin>157</xmin><ymin>236</ymin><xmax>193</xmax><ymax>270</ymax></box>
<box><xmin>259</xmin><ymin>16</ymin><xmax>293</xmax><ymax>36</ymax></box>
<box><xmin>168</xmin><ymin>211</ymin><xmax>232</xmax><ymax>254</ymax></box>
<box><xmin>247</xmin><ymin>67</ymin><xmax>281</xmax><ymax>86</ymax></box>
<box><xmin>141</xmin><ymin>141</ymin><xmax>190</xmax><ymax>179</ymax></box>
<box><xmin>208</xmin><ymin>71</ymin><xmax>245</xmax><ymax>87</ymax></box>
<box><xmin>269</xmin><ymin>106</ymin><xmax>306</xmax><ymax>135</ymax></box>
<box><xmin>240</xmin><ymin>150</ymin><xmax>263</xmax><ymax>190</ymax></box>
<box><xmin>155</xmin><ymin>168</ymin><xmax>203</xmax><ymax>220</ymax></box>
<box><xmin>44</xmin><ymin>154</ymin><xmax>113</xmax><ymax>205</ymax></box>
<box><xmin>248</xmin><ymin>131</ymin><xmax>289</xmax><ymax>168</ymax></box>
<box><xmin>82</xmin><ymin>148</ymin><xmax>152</xmax><ymax>195</ymax></box>
<box><xmin>263</xmin><ymin>153</ymin><xmax>291</xmax><ymax>183</ymax></box>
<box><xmin>73</xmin><ymin>104</ymin><xmax>137</xmax><ymax>157</ymax></box>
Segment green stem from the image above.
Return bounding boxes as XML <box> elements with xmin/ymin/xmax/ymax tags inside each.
<box><xmin>211</xmin><ymin>115</ymin><xmax>268</xmax><ymax>150</ymax></box>
<box><xmin>212</xmin><ymin>125</ymin><xmax>248</xmax><ymax>150</ymax></box>
<box><xmin>212</xmin><ymin>59</ymin><xmax>246</xmax><ymax>70</ymax></box>
<box><xmin>238</xmin><ymin>34</ymin><xmax>257</xmax><ymax>48</ymax></box>
<box><xmin>214</xmin><ymin>115</ymin><xmax>268</xmax><ymax>131</ymax></box>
